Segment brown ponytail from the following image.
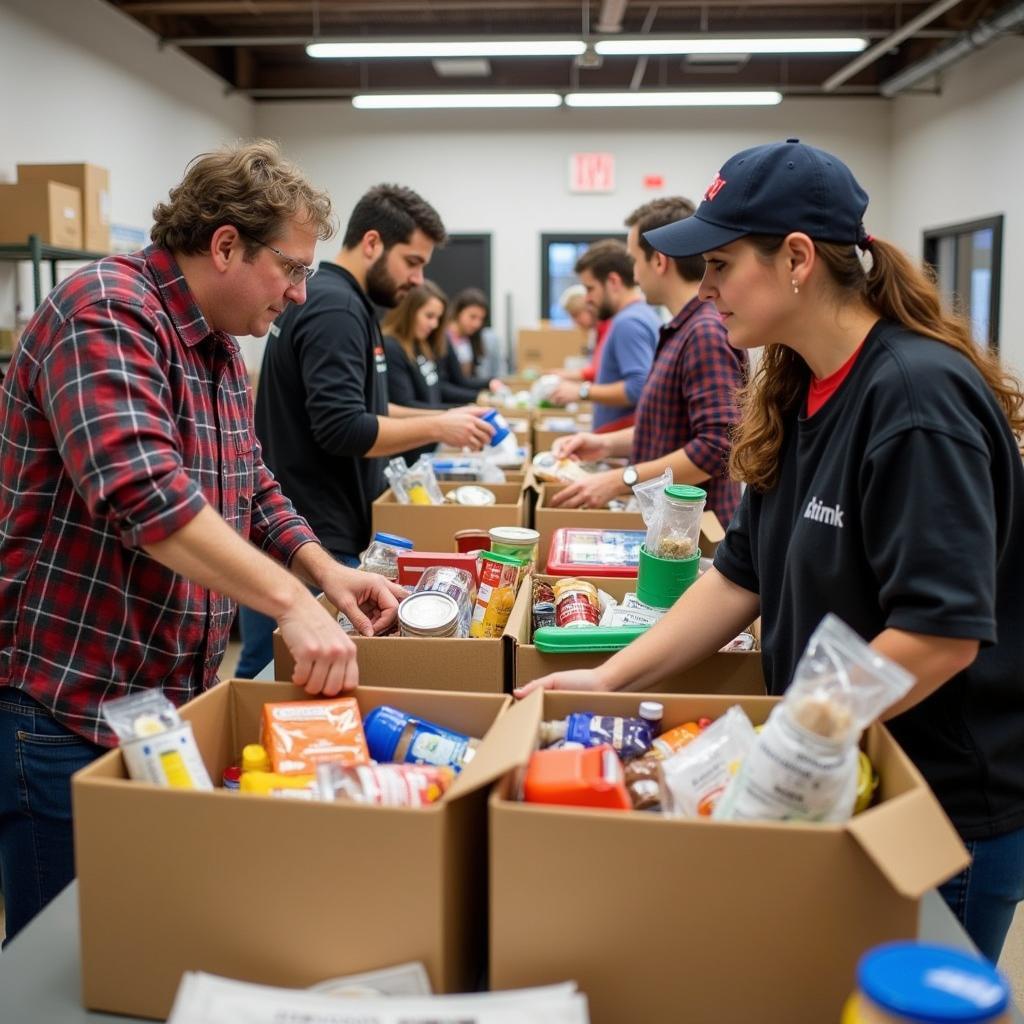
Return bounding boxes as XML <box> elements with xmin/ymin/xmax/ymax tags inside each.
<box><xmin>729</xmin><ymin>236</ymin><xmax>1024</xmax><ymax>492</ymax></box>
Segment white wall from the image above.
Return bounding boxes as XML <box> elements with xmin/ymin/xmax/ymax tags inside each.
<box><xmin>890</xmin><ymin>35</ymin><xmax>1024</xmax><ymax>373</ymax></box>
<box><xmin>0</xmin><ymin>0</ymin><xmax>254</xmax><ymax>343</ymax></box>
<box><xmin>256</xmin><ymin>99</ymin><xmax>892</xmax><ymax>356</ymax></box>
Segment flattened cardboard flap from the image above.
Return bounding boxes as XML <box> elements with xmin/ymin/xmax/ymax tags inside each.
<box><xmin>846</xmin><ymin>786</ymin><xmax>970</xmax><ymax>898</ymax></box>
<box><xmin>447</xmin><ymin>689</ymin><xmax>542</xmax><ymax>800</ymax></box>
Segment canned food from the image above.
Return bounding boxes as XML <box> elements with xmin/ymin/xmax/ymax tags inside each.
<box><xmin>470</xmin><ymin>551</ymin><xmax>526</xmax><ymax>638</ymax></box>
<box><xmin>454</xmin><ymin>528</ymin><xmax>491</xmax><ymax>555</ymax></box>
<box><xmin>489</xmin><ymin>526</ymin><xmax>540</xmax><ymax>570</ymax></box>
<box><xmin>553</xmin><ymin>578</ymin><xmax>600</xmax><ymax>628</ymax></box>
<box><xmin>397</xmin><ymin>592</ymin><xmax>460</xmax><ymax>638</ymax></box>
<box><xmin>449</xmin><ymin>485</ymin><xmax>497</xmax><ymax>506</ymax></box>
<box><xmin>415</xmin><ymin>566</ymin><xmax>476</xmax><ymax>637</ymax></box>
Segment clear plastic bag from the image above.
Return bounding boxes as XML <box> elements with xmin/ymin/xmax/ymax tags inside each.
<box><xmin>384</xmin><ymin>455</ymin><xmax>444</xmax><ymax>505</ymax></box>
<box><xmin>714</xmin><ymin>614</ymin><xmax>915</xmax><ymax>824</ymax></box>
<box><xmin>659</xmin><ymin>705</ymin><xmax>757</xmax><ymax>818</ymax></box>
<box><xmin>633</xmin><ymin>473</ymin><xmax>706</xmax><ymax>561</ymax></box>
<box><xmin>631</xmin><ymin>468</ymin><xmax>672</xmax><ymax>531</ymax></box>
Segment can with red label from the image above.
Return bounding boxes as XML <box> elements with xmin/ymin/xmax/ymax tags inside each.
<box><xmin>552</xmin><ymin>578</ymin><xmax>600</xmax><ymax>627</ymax></box>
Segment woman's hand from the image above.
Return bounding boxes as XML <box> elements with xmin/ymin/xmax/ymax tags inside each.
<box><xmin>514</xmin><ymin>669</ymin><xmax>611</xmax><ymax>699</ymax></box>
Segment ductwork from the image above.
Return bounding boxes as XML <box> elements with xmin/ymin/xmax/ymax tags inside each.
<box><xmin>596</xmin><ymin>0</ymin><xmax>629</xmax><ymax>34</ymax></box>
<box><xmin>880</xmin><ymin>0</ymin><xmax>1024</xmax><ymax>97</ymax></box>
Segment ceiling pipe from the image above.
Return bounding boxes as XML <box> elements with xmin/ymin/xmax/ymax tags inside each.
<box><xmin>630</xmin><ymin>5</ymin><xmax>659</xmax><ymax>91</ymax></box>
<box><xmin>596</xmin><ymin>0</ymin><xmax>630</xmax><ymax>34</ymax></box>
<box><xmin>880</xmin><ymin>0</ymin><xmax>1024</xmax><ymax>96</ymax></box>
<box><xmin>822</xmin><ymin>0</ymin><xmax>963</xmax><ymax>92</ymax></box>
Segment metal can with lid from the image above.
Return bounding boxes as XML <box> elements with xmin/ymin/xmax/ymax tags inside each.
<box><xmin>397</xmin><ymin>591</ymin><xmax>460</xmax><ymax>638</ymax></box>
<box><xmin>449</xmin><ymin>485</ymin><xmax>497</xmax><ymax>506</ymax></box>
<box><xmin>552</xmin><ymin>577</ymin><xmax>600</xmax><ymax>628</ymax></box>
<box><xmin>489</xmin><ymin>526</ymin><xmax>539</xmax><ymax>571</ymax></box>
<box><xmin>414</xmin><ymin>566</ymin><xmax>476</xmax><ymax>637</ymax></box>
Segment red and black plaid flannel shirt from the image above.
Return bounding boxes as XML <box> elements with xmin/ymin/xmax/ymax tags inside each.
<box><xmin>631</xmin><ymin>297</ymin><xmax>747</xmax><ymax>527</ymax></box>
<box><xmin>0</xmin><ymin>246</ymin><xmax>317</xmax><ymax>746</ymax></box>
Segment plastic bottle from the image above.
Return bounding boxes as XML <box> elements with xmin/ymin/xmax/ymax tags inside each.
<box><xmin>638</xmin><ymin>701</ymin><xmax>664</xmax><ymax>737</ymax></box>
<box><xmin>241</xmin><ymin>743</ymin><xmax>270</xmax><ymax>774</ymax></box>
<box><xmin>359</xmin><ymin>532</ymin><xmax>414</xmax><ymax>581</ymax></box>
<box><xmin>539</xmin><ymin>713</ymin><xmax>654</xmax><ymax>761</ymax></box>
<box><xmin>363</xmin><ymin>705</ymin><xmax>478</xmax><ymax>772</ymax></box>
<box><xmin>842</xmin><ymin>942</ymin><xmax>1011</xmax><ymax>1023</ymax></box>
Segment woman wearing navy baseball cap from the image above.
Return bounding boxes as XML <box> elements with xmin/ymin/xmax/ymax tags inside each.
<box><xmin>518</xmin><ymin>139</ymin><xmax>1024</xmax><ymax>961</ymax></box>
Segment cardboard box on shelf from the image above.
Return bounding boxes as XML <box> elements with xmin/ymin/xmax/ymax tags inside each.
<box><xmin>273</xmin><ymin>592</ymin><xmax>516</xmax><ymax>694</ymax></box>
<box><xmin>0</xmin><ymin>181</ymin><xmax>82</xmax><ymax>248</ymax></box>
<box><xmin>74</xmin><ymin>680</ymin><xmax>538</xmax><ymax>1020</ymax></box>
<box><xmin>490</xmin><ymin>690</ymin><xmax>970</xmax><ymax>1024</ymax></box>
<box><xmin>515</xmin><ymin>327</ymin><xmax>587</xmax><ymax>372</ymax></box>
<box><xmin>372</xmin><ymin>481</ymin><xmax>527</xmax><ymax>552</ymax></box>
<box><xmin>509</xmin><ymin>573</ymin><xmax>763</xmax><ymax>693</ymax></box>
<box><xmin>17</xmin><ymin>163</ymin><xmax>110</xmax><ymax>252</ymax></box>
<box><xmin>533</xmin><ymin>482</ymin><xmax>725</xmax><ymax>567</ymax></box>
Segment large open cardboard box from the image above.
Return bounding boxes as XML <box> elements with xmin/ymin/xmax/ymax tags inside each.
<box><xmin>372</xmin><ymin>481</ymin><xmax>527</xmax><ymax>551</ymax></box>
<box><xmin>533</xmin><ymin>481</ymin><xmax>726</xmax><ymax>567</ymax></box>
<box><xmin>274</xmin><ymin>593</ymin><xmax>516</xmax><ymax>694</ymax></box>
<box><xmin>74</xmin><ymin>681</ymin><xmax>537</xmax><ymax>1020</ymax></box>
<box><xmin>508</xmin><ymin>574</ymin><xmax>764</xmax><ymax>694</ymax></box>
<box><xmin>515</xmin><ymin>327</ymin><xmax>587</xmax><ymax>372</ymax></box>
<box><xmin>490</xmin><ymin>691</ymin><xmax>970</xmax><ymax>1024</ymax></box>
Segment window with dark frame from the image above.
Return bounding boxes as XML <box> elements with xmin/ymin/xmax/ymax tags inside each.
<box><xmin>923</xmin><ymin>215</ymin><xmax>1003</xmax><ymax>350</ymax></box>
<box><xmin>540</xmin><ymin>232</ymin><xmax>627</xmax><ymax>324</ymax></box>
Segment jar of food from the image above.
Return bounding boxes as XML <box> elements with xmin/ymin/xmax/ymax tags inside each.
<box><xmin>652</xmin><ymin>485</ymin><xmax>706</xmax><ymax>560</ymax></box>
<box><xmin>489</xmin><ymin>526</ymin><xmax>540</xmax><ymax>572</ymax></box>
<box><xmin>359</xmin><ymin>531</ymin><xmax>414</xmax><ymax>581</ymax></box>
<box><xmin>449</xmin><ymin>485</ymin><xmax>497</xmax><ymax>506</ymax></box>
<box><xmin>470</xmin><ymin>551</ymin><xmax>526</xmax><ymax>638</ymax></box>
<box><xmin>415</xmin><ymin>566</ymin><xmax>476</xmax><ymax>637</ymax></box>
<box><xmin>397</xmin><ymin>592</ymin><xmax>460</xmax><ymax>638</ymax></box>
<box><xmin>842</xmin><ymin>942</ymin><xmax>1012</xmax><ymax>1023</ymax></box>
<box><xmin>552</xmin><ymin>578</ymin><xmax>600</xmax><ymax>628</ymax></box>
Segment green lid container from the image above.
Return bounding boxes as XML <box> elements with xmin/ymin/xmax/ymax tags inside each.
<box><xmin>533</xmin><ymin>625</ymin><xmax>650</xmax><ymax>653</ymax></box>
<box><xmin>664</xmin><ymin>484</ymin><xmax>707</xmax><ymax>503</ymax></box>
<box><xmin>480</xmin><ymin>549</ymin><xmax>527</xmax><ymax>568</ymax></box>
<box><xmin>636</xmin><ymin>543</ymin><xmax>701</xmax><ymax>609</ymax></box>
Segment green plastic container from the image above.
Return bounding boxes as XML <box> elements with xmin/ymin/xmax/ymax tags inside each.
<box><xmin>533</xmin><ymin>625</ymin><xmax>650</xmax><ymax>653</ymax></box>
<box><xmin>635</xmin><ymin>544</ymin><xmax>701</xmax><ymax>610</ymax></box>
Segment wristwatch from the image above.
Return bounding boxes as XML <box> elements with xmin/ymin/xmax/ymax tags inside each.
<box><xmin>578</xmin><ymin>380</ymin><xmax>591</xmax><ymax>400</ymax></box>
<box><xmin>621</xmin><ymin>465</ymin><xmax>639</xmax><ymax>488</ymax></box>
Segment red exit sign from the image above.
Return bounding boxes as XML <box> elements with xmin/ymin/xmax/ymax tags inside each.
<box><xmin>568</xmin><ymin>152</ymin><xmax>615</xmax><ymax>193</ymax></box>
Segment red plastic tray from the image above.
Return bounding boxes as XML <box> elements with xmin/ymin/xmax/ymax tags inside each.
<box><xmin>545</xmin><ymin>528</ymin><xmax>643</xmax><ymax>578</ymax></box>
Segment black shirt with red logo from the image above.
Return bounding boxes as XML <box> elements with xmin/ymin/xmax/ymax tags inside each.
<box><xmin>255</xmin><ymin>262</ymin><xmax>388</xmax><ymax>558</ymax></box>
<box><xmin>714</xmin><ymin>319</ymin><xmax>1024</xmax><ymax>839</ymax></box>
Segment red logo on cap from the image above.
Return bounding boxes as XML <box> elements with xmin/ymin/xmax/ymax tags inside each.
<box><xmin>704</xmin><ymin>173</ymin><xmax>726</xmax><ymax>202</ymax></box>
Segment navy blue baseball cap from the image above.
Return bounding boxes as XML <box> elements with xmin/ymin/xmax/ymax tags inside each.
<box><xmin>644</xmin><ymin>138</ymin><xmax>870</xmax><ymax>258</ymax></box>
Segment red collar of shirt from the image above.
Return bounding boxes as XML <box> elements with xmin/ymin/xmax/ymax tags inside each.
<box><xmin>806</xmin><ymin>339</ymin><xmax>865</xmax><ymax>417</ymax></box>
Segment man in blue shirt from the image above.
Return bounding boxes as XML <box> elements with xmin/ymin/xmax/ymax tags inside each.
<box><xmin>552</xmin><ymin>239</ymin><xmax>659</xmax><ymax>430</ymax></box>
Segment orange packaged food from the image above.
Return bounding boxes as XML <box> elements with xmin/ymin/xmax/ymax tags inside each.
<box><xmin>523</xmin><ymin>744</ymin><xmax>631</xmax><ymax>811</ymax></box>
<box><xmin>261</xmin><ymin>698</ymin><xmax>370</xmax><ymax>775</ymax></box>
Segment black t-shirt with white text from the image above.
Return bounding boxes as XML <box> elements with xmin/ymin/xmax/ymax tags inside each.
<box><xmin>714</xmin><ymin>320</ymin><xmax>1024</xmax><ymax>839</ymax></box>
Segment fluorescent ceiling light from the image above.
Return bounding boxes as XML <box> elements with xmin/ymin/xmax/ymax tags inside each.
<box><xmin>352</xmin><ymin>93</ymin><xmax>563</xmax><ymax>109</ymax></box>
<box><xmin>309</xmin><ymin>40</ymin><xmax>585</xmax><ymax>59</ymax></box>
<box><xmin>595</xmin><ymin>37</ymin><xmax>868</xmax><ymax>56</ymax></box>
<box><xmin>565</xmin><ymin>91</ymin><xmax>782</xmax><ymax>107</ymax></box>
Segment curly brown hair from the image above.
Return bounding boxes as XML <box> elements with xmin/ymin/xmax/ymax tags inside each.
<box><xmin>732</xmin><ymin>235</ymin><xmax>1024</xmax><ymax>491</ymax></box>
<box><xmin>151</xmin><ymin>139</ymin><xmax>335</xmax><ymax>256</ymax></box>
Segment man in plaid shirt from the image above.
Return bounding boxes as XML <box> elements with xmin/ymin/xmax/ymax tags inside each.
<box><xmin>0</xmin><ymin>141</ymin><xmax>404</xmax><ymax>942</ymax></box>
<box><xmin>551</xmin><ymin>197</ymin><xmax>747</xmax><ymax>527</ymax></box>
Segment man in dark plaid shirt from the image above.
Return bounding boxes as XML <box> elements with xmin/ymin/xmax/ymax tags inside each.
<box><xmin>551</xmin><ymin>197</ymin><xmax>746</xmax><ymax>527</ymax></box>
<box><xmin>0</xmin><ymin>141</ymin><xmax>404</xmax><ymax>942</ymax></box>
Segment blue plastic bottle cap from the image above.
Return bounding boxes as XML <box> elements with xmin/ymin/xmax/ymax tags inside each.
<box><xmin>373</xmin><ymin>532</ymin><xmax>414</xmax><ymax>549</ymax></box>
<box><xmin>482</xmin><ymin>407</ymin><xmax>510</xmax><ymax>446</ymax></box>
<box><xmin>362</xmin><ymin>705</ymin><xmax>411</xmax><ymax>762</ymax></box>
<box><xmin>858</xmin><ymin>942</ymin><xmax>1010</xmax><ymax>1022</ymax></box>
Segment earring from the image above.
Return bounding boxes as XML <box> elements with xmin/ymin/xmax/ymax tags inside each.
<box><xmin>791</xmin><ymin>279</ymin><xmax>799</xmax><ymax>295</ymax></box>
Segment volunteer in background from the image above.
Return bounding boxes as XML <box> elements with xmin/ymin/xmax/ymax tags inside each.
<box><xmin>438</xmin><ymin>288</ymin><xmax>504</xmax><ymax>402</ymax></box>
<box><xmin>0</xmin><ymin>141</ymin><xmax>400</xmax><ymax>942</ymax></box>
<box><xmin>382</xmin><ymin>280</ymin><xmax>459</xmax><ymax>463</ymax></box>
<box><xmin>236</xmin><ymin>185</ymin><xmax>493</xmax><ymax>677</ymax></box>
<box><xmin>550</xmin><ymin>239</ymin><xmax>659</xmax><ymax>431</ymax></box>
<box><xmin>519</xmin><ymin>140</ymin><xmax>1024</xmax><ymax>963</ymax></box>
<box><xmin>549</xmin><ymin>197</ymin><xmax>747</xmax><ymax>526</ymax></box>
<box><xmin>546</xmin><ymin>283</ymin><xmax>612</xmax><ymax>385</ymax></box>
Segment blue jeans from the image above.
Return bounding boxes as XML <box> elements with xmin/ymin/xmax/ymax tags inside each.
<box><xmin>0</xmin><ymin>687</ymin><xmax>103</xmax><ymax>944</ymax></box>
<box><xmin>234</xmin><ymin>553</ymin><xmax>360</xmax><ymax>679</ymax></box>
<box><xmin>939</xmin><ymin>824</ymin><xmax>1024</xmax><ymax>963</ymax></box>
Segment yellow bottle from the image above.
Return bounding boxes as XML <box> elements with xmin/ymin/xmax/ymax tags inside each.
<box><xmin>241</xmin><ymin>743</ymin><xmax>270</xmax><ymax>774</ymax></box>
<box><xmin>239</xmin><ymin>770</ymin><xmax>316</xmax><ymax>798</ymax></box>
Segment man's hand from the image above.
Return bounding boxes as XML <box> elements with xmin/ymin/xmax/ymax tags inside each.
<box><xmin>550</xmin><ymin>379</ymin><xmax>582</xmax><ymax>406</ymax></box>
<box><xmin>437</xmin><ymin>408</ymin><xmax>494</xmax><ymax>449</ymax></box>
<box><xmin>550</xmin><ymin>469</ymin><xmax>624</xmax><ymax>509</ymax></box>
<box><xmin>321</xmin><ymin>564</ymin><xmax>407</xmax><ymax>637</ymax></box>
<box><xmin>547</xmin><ymin>368</ymin><xmax>583</xmax><ymax>382</ymax></box>
<box><xmin>552</xmin><ymin>431</ymin><xmax>611</xmax><ymax>461</ymax></box>
<box><xmin>276</xmin><ymin>587</ymin><xmax>360</xmax><ymax>697</ymax></box>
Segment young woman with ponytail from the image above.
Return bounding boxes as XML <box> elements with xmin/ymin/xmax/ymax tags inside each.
<box><xmin>517</xmin><ymin>140</ymin><xmax>1024</xmax><ymax>961</ymax></box>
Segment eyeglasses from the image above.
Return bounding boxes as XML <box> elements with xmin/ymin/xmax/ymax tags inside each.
<box><xmin>246</xmin><ymin>234</ymin><xmax>317</xmax><ymax>287</ymax></box>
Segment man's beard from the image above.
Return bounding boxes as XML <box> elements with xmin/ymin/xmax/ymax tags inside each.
<box><xmin>596</xmin><ymin>299</ymin><xmax>615</xmax><ymax>320</ymax></box>
<box><xmin>365</xmin><ymin>252</ymin><xmax>403</xmax><ymax>308</ymax></box>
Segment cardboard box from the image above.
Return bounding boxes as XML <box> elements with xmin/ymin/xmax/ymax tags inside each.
<box><xmin>0</xmin><ymin>181</ymin><xmax>82</xmax><ymax>248</ymax></box>
<box><xmin>490</xmin><ymin>691</ymin><xmax>970</xmax><ymax>1024</ymax></box>
<box><xmin>509</xmin><ymin>574</ymin><xmax>763</xmax><ymax>693</ymax></box>
<box><xmin>74</xmin><ymin>680</ymin><xmax>537</xmax><ymax>1019</ymax></box>
<box><xmin>533</xmin><ymin>482</ymin><xmax>726</xmax><ymax>568</ymax></box>
<box><xmin>274</xmin><ymin>593</ymin><xmax>516</xmax><ymax>695</ymax></box>
<box><xmin>532</xmin><ymin>413</ymin><xmax>592</xmax><ymax>456</ymax></box>
<box><xmin>18</xmin><ymin>162</ymin><xmax>110</xmax><ymax>252</ymax></box>
<box><xmin>372</xmin><ymin>481</ymin><xmax>526</xmax><ymax>552</ymax></box>
<box><xmin>516</xmin><ymin>327</ymin><xmax>588</xmax><ymax>372</ymax></box>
